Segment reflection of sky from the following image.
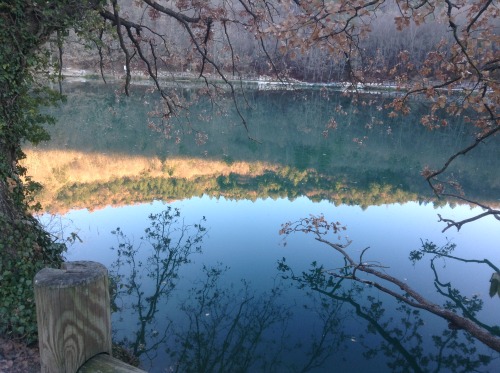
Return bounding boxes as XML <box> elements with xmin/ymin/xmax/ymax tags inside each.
<box><xmin>40</xmin><ymin>196</ymin><xmax>500</xmax><ymax>370</ymax></box>
<box><xmin>50</xmin><ymin>195</ymin><xmax>500</xmax><ymax>316</ymax></box>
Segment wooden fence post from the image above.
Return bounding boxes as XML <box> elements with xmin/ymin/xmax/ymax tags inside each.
<box><xmin>34</xmin><ymin>261</ymin><xmax>112</xmax><ymax>373</ymax></box>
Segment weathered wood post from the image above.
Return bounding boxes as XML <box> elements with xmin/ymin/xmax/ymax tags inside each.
<box><xmin>34</xmin><ymin>261</ymin><xmax>112</xmax><ymax>373</ymax></box>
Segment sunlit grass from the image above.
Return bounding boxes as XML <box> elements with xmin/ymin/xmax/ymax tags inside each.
<box><xmin>22</xmin><ymin>149</ymin><xmax>498</xmax><ymax>214</ymax></box>
<box><xmin>23</xmin><ymin>149</ymin><xmax>276</xmax><ymax>184</ymax></box>
<box><xmin>22</xmin><ymin>149</ymin><xmax>279</xmax><ymax>212</ymax></box>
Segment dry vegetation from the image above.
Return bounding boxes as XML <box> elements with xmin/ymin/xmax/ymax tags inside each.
<box><xmin>0</xmin><ymin>337</ymin><xmax>40</xmax><ymax>373</ymax></box>
<box><xmin>22</xmin><ymin>149</ymin><xmax>279</xmax><ymax>209</ymax></box>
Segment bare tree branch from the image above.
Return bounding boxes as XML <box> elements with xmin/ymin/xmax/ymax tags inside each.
<box><xmin>280</xmin><ymin>216</ymin><xmax>500</xmax><ymax>352</ymax></box>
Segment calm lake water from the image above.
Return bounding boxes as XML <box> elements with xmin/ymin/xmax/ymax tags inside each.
<box><xmin>31</xmin><ymin>81</ymin><xmax>500</xmax><ymax>372</ymax></box>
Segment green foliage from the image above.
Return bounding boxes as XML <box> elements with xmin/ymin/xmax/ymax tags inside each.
<box><xmin>0</xmin><ymin>0</ymin><xmax>104</xmax><ymax>343</ymax></box>
<box><xmin>409</xmin><ymin>240</ymin><xmax>457</xmax><ymax>264</ymax></box>
<box><xmin>49</xmin><ymin>169</ymin><xmax>423</xmax><ymax>212</ymax></box>
<box><xmin>489</xmin><ymin>273</ymin><xmax>500</xmax><ymax>298</ymax></box>
<box><xmin>0</xmin><ymin>215</ymin><xmax>65</xmax><ymax>343</ymax></box>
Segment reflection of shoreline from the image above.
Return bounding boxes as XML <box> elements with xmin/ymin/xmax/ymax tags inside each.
<box><xmin>60</xmin><ymin>69</ymin><xmax>400</xmax><ymax>93</ymax></box>
<box><xmin>23</xmin><ymin>149</ymin><xmax>277</xmax><ymax>213</ymax></box>
<box><xmin>30</xmin><ymin>81</ymin><xmax>500</xmax><ymax>214</ymax></box>
<box><xmin>23</xmin><ymin>149</ymin><xmax>268</xmax><ymax>183</ymax></box>
<box><xmin>23</xmin><ymin>150</ymin><xmax>498</xmax><ymax>215</ymax></box>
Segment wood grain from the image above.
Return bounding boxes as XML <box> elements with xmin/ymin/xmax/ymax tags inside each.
<box><xmin>34</xmin><ymin>261</ymin><xmax>112</xmax><ymax>373</ymax></box>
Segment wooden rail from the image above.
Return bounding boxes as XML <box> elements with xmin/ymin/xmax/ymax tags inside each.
<box><xmin>34</xmin><ymin>261</ymin><xmax>146</xmax><ymax>373</ymax></box>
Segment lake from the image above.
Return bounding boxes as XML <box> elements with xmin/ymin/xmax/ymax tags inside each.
<box><xmin>28</xmin><ymin>80</ymin><xmax>500</xmax><ymax>372</ymax></box>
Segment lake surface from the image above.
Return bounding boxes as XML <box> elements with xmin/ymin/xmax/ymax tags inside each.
<box><xmin>30</xmin><ymin>81</ymin><xmax>500</xmax><ymax>372</ymax></box>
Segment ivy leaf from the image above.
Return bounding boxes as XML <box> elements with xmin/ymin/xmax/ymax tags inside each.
<box><xmin>489</xmin><ymin>273</ymin><xmax>500</xmax><ymax>298</ymax></box>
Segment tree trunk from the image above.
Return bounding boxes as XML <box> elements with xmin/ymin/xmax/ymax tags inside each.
<box><xmin>0</xmin><ymin>140</ymin><xmax>24</xmax><ymax>250</ymax></box>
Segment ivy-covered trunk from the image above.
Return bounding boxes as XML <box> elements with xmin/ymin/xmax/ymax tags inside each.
<box><xmin>0</xmin><ymin>102</ymin><xmax>65</xmax><ymax>342</ymax></box>
<box><xmin>0</xmin><ymin>0</ymin><xmax>103</xmax><ymax>342</ymax></box>
<box><xmin>0</xmin><ymin>149</ymin><xmax>16</xmax><ymax>223</ymax></box>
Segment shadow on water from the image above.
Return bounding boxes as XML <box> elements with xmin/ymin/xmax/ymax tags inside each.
<box><xmin>109</xmin><ymin>208</ymin><xmax>500</xmax><ymax>372</ymax></box>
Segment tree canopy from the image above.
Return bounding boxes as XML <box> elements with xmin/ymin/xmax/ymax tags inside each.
<box><xmin>56</xmin><ymin>0</ymin><xmax>500</xmax><ymax>227</ymax></box>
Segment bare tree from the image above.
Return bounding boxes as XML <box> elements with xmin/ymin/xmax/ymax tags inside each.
<box><xmin>279</xmin><ymin>214</ymin><xmax>500</xmax><ymax>353</ymax></box>
<box><xmin>87</xmin><ymin>1</ymin><xmax>499</xmax><ymax>229</ymax></box>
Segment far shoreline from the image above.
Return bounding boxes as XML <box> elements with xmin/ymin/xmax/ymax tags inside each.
<box><xmin>58</xmin><ymin>67</ymin><xmax>402</xmax><ymax>94</ymax></box>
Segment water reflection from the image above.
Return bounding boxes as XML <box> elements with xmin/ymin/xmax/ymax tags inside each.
<box><xmin>109</xmin><ymin>208</ymin><xmax>345</xmax><ymax>372</ymax></box>
<box><xmin>110</xmin><ymin>208</ymin><xmax>206</xmax><ymax>361</ymax></box>
<box><xmin>25</xmin><ymin>81</ymin><xmax>500</xmax><ymax>214</ymax></box>
<box><xmin>411</xmin><ymin>241</ymin><xmax>500</xmax><ymax>336</ymax></box>
<box><xmin>29</xmin><ymin>81</ymin><xmax>500</xmax><ymax>371</ymax></box>
<box><xmin>107</xmin><ymin>207</ymin><xmax>499</xmax><ymax>372</ymax></box>
<box><xmin>278</xmin><ymin>244</ymin><xmax>500</xmax><ymax>372</ymax></box>
<box><xmin>168</xmin><ymin>266</ymin><xmax>291</xmax><ymax>372</ymax></box>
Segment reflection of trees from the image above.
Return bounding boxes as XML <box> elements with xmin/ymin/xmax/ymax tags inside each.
<box><xmin>279</xmin><ymin>215</ymin><xmax>500</xmax><ymax>371</ymax></box>
<box><xmin>410</xmin><ymin>241</ymin><xmax>500</xmax><ymax>337</ymax></box>
<box><xmin>167</xmin><ymin>265</ymin><xmax>290</xmax><ymax>372</ymax></box>
<box><xmin>110</xmin><ymin>207</ymin><xmax>207</xmax><ymax>362</ymax></box>
<box><xmin>279</xmin><ymin>260</ymin><xmax>498</xmax><ymax>372</ymax></box>
<box><xmin>108</xmin><ymin>209</ymin><xmax>500</xmax><ymax>372</ymax></box>
<box><xmin>167</xmin><ymin>265</ymin><xmax>346</xmax><ymax>373</ymax></box>
<box><xmin>109</xmin><ymin>208</ymin><xmax>346</xmax><ymax>372</ymax></box>
<box><xmin>296</xmin><ymin>292</ymin><xmax>347</xmax><ymax>373</ymax></box>
<box><xmin>33</xmin><ymin>84</ymin><xmax>500</xmax><ymax>214</ymax></box>
<box><xmin>51</xmin><ymin>169</ymin><xmax>422</xmax><ymax>213</ymax></box>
